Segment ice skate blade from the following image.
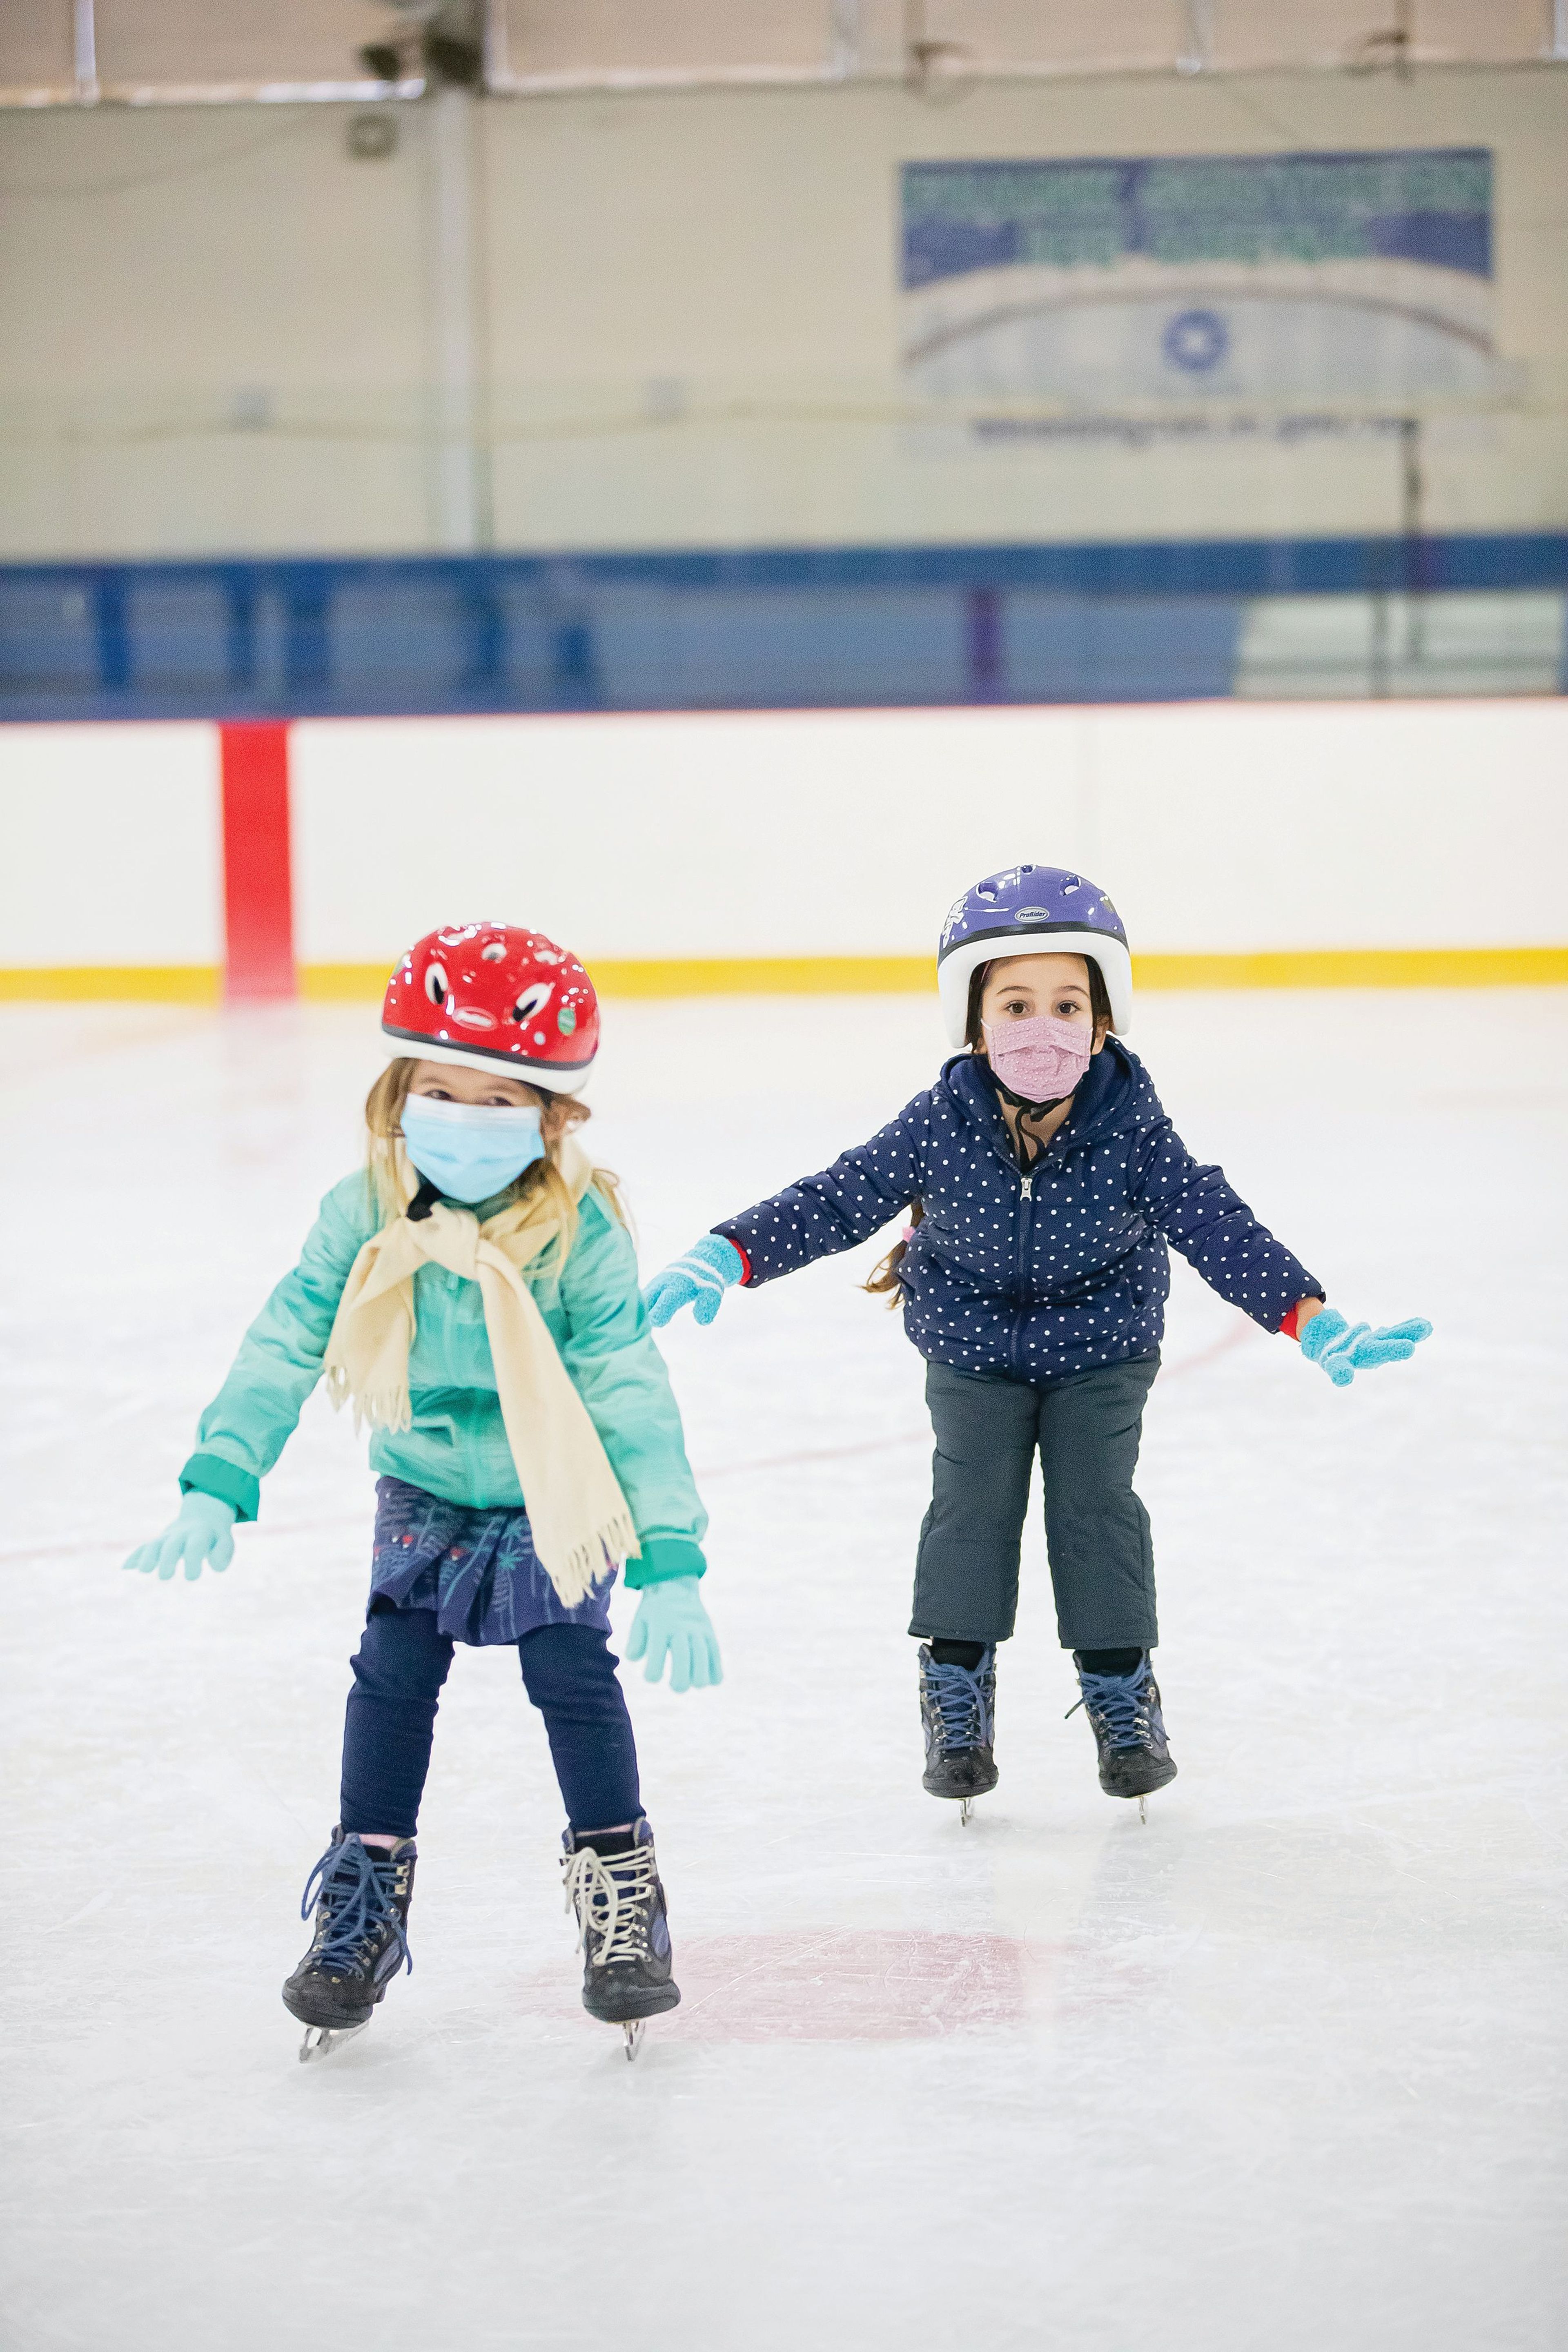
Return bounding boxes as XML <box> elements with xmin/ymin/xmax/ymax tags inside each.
<box><xmin>622</xmin><ymin>2022</ymin><xmax>645</xmax><ymax>2062</ymax></box>
<box><xmin>298</xmin><ymin>2022</ymin><xmax>369</xmax><ymax>2064</ymax></box>
<box><xmin>959</xmin><ymin>1797</ymin><xmax>972</xmax><ymax>1826</ymax></box>
<box><xmin>1138</xmin><ymin>1797</ymin><xmax>1147</xmax><ymax>1825</ymax></box>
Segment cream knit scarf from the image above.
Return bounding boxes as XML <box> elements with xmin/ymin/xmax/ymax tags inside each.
<box><xmin>323</xmin><ymin>1138</ymin><xmax>636</xmax><ymax>1606</ymax></box>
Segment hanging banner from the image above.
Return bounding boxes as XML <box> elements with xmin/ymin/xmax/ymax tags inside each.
<box><xmin>900</xmin><ymin>149</ymin><xmax>1497</xmax><ymax>410</ymax></box>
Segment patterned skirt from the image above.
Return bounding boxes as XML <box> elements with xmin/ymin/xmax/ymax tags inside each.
<box><xmin>367</xmin><ymin>1476</ymin><xmax>616</xmax><ymax>1648</ymax></box>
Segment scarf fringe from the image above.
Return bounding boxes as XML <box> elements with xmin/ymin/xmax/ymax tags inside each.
<box><xmin>545</xmin><ymin>1508</ymin><xmax>640</xmax><ymax>1608</ymax></box>
<box><xmin>324</xmin><ymin>1363</ymin><xmax>414</xmax><ymax>1436</ymax></box>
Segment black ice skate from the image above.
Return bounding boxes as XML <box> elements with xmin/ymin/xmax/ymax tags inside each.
<box><xmin>918</xmin><ymin>1643</ymin><xmax>998</xmax><ymax>1823</ymax></box>
<box><xmin>1069</xmin><ymin>1653</ymin><xmax>1177</xmax><ymax>1820</ymax></box>
<box><xmin>561</xmin><ymin>1817</ymin><xmax>679</xmax><ymax>2060</ymax></box>
<box><xmin>282</xmin><ymin>1828</ymin><xmax>416</xmax><ymax>2062</ymax></box>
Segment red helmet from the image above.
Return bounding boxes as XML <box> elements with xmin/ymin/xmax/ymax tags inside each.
<box><xmin>381</xmin><ymin>922</ymin><xmax>599</xmax><ymax>1095</ymax></box>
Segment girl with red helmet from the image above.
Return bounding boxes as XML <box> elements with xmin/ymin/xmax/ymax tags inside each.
<box><xmin>124</xmin><ymin>921</ymin><xmax>716</xmax><ymax>2062</ymax></box>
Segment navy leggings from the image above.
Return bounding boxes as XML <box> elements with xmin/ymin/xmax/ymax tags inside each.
<box><xmin>339</xmin><ymin>1599</ymin><xmax>642</xmax><ymax>1839</ymax></box>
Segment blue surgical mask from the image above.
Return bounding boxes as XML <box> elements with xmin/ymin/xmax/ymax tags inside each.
<box><xmin>400</xmin><ymin>1094</ymin><xmax>545</xmax><ymax>1206</ymax></box>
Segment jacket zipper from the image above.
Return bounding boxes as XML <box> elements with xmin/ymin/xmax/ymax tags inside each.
<box><xmin>1010</xmin><ymin>1172</ymin><xmax>1034</xmax><ymax>1376</ymax></box>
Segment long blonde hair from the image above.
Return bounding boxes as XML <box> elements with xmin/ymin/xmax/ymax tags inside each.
<box><xmin>364</xmin><ymin>1058</ymin><xmax>628</xmax><ymax>1268</ymax></box>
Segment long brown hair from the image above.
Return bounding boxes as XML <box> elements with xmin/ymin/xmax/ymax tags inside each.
<box><xmin>862</xmin><ymin>954</ymin><xmax>1112</xmax><ymax>1307</ymax></box>
<box><xmin>364</xmin><ymin>1058</ymin><xmax>627</xmax><ymax>1268</ymax></box>
<box><xmin>864</xmin><ymin>1198</ymin><xmax>922</xmax><ymax>1305</ymax></box>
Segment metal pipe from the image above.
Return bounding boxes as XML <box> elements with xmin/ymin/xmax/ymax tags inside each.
<box><xmin>392</xmin><ymin>49</ymin><xmax>1568</xmax><ymax>96</ymax></box>
<box><xmin>1176</xmin><ymin>0</ymin><xmax>1212</xmax><ymax>75</ymax></box>
<box><xmin>3</xmin><ymin>66</ymin><xmax>824</xmax><ymax>106</ymax></box>
<box><xmin>5</xmin><ymin>31</ymin><xmax>1564</xmax><ymax>108</ymax></box>
<box><xmin>485</xmin><ymin>60</ymin><xmax>865</xmax><ymax>95</ymax></box>
<box><xmin>72</xmin><ymin>0</ymin><xmax>98</xmax><ymax>103</ymax></box>
<box><xmin>482</xmin><ymin>0</ymin><xmax>511</xmax><ymax>89</ymax></box>
<box><xmin>831</xmin><ymin>0</ymin><xmax>861</xmax><ymax>79</ymax></box>
<box><xmin>1401</xmin><ymin>415</ymin><xmax>1426</xmax><ymax>668</ymax></box>
<box><xmin>429</xmin><ymin>83</ymin><xmax>490</xmax><ymax>551</ymax></box>
<box><xmin>122</xmin><ymin>78</ymin><xmax>424</xmax><ymax>105</ymax></box>
<box><xmin>0</xmin><ymin>74</ymin><xmax>423</xmax><ymax>107</ymax></box>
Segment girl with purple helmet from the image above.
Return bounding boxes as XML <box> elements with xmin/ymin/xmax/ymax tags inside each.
<box><xmin>642</xmin><ymin>865</ymin><xmax>1430</xmax><ymax>1821</ymax></box>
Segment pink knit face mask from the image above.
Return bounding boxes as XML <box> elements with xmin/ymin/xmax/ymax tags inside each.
<box><xmin>983</xmin><ymin>1012</ymin><xmax>1094</xmax><ymax>1106</ymax></box>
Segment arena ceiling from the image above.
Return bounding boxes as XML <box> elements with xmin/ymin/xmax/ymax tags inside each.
<box><xmin>1</xmin><ymin>0</ymin><xmax>1562</xmax><ymax>104</ymax></box>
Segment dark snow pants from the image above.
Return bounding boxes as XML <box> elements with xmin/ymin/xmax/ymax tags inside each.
<box><xmin>910</xmin><ymin>1356</ymin><xmax>1161</xmax><ymax>1651</ymax></box>
<box><xmin>339</xmin><ymin>1601</ymin><xmax>643</xmax><ymax>1839</ymax></box>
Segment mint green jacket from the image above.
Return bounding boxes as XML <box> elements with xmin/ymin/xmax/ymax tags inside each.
<box><xmin>179</xmin><ymin>1172</ymin><xmax>706</xmax><ymax>1588</ymax></box>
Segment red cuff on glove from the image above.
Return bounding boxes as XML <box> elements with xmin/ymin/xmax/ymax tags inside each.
<box><xmin>1279</xmin><ymin>1297</ymin><xmax>1324</xmax><ymax>1341</ymax></box>
<box><xmin>725</xmin><ymin>1235</ymin><xmax>753</xmax><ymax>1286</ymax></box>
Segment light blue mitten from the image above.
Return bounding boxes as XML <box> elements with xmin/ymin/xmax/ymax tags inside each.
<box><xmin>123</xmin><ymin>1490</ymin><xmax>238</xmax><ymax>1582</ymax></box>
<box><xmin>1300</xmin><ymin>1307</ymin><xmax>1433</xmax><ymax>1388</ymax></box>
<box><xmin>626</xmin><ymin>1576</ymin><xmax>722</xmax><ymax>1691</ymax></box>
<box><xmin>641</xmin><ymin>1233</ymin><xmax>745</xmax><ymax>1330</ymax></box>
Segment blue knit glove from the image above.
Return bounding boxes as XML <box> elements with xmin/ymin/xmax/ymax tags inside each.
<box><xmin>626</xmin><ymin>1575</ymin><xmax>722</xmax><ymax>1691</ymax></box>
<box><xmin>641</xmin><ymin>1233</ymin><xmax>745</xmax><ymax>1330</ymax></box>
<box><xmin>1300</xmin><ymin>1307</ymin><xmax>1432</xmax><ymax>1388</ymax></box>
<box><xmin>123</xmin><ymin>1490</ymin><xmax>237</xmax><ymax>1582</ymax></box>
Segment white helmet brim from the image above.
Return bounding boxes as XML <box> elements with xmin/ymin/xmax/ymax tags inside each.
<box><xmin>380</xmin><ymin>1031</ymin><xmax>594</xmax><ymax>1096</ymax></box>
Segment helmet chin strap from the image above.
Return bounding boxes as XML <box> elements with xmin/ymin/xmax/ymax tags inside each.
<box><xmin>983</xmin><ymin>1060</ymin><xmax>1071</xmax><ymax>1172</ymax></box>
<box><xmin>986</xmin><ymin>1061</ymin><xmax>1070</xmax><ymax>1119</ymax></box>
<box><xmin>406</xmin><ymin>1174</ymin><xmax>443</xmax><ymax>1224</ymax></box>
<box><xmin>994</xmin><ymin>1078</ymin><xmax>1069</xmax><ymax>1118</ymax></box>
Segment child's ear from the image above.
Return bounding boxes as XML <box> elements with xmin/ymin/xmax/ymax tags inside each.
<box><xmin>541</xmin><ymin>1095</ymin><xmax>588</xmax><ymax>1143</ymax></box>
<box><xmin>1091</xmin><ymin>1017</ymin><xmax>1110</xmax><ymax>1055</ymax></box>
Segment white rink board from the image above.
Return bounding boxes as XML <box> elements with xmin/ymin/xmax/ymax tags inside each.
<box><xmin>0</xmin><ymin>987</ymin><xmax>1564</xmax><ymax>2352</ymax></box>
<box><xmin>0</xmin><ymin>722</ymin><xmax>221</xmax><ymax>967</ymax></box>
<box><xmin>290</xmin><ymin>700</ymin><xmax>1568</xmax><ymax>963</ymax></box>
<box><xmin>2</xmin><ymin>702</ymin><xmax>1563</xmax><ymax>975</ymax></box>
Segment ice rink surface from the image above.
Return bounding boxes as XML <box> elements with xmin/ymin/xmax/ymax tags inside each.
<box><xmin>1</xmin><ymin>987</ymin><xmax>1564</xmax><ymax>2352</ymax></box>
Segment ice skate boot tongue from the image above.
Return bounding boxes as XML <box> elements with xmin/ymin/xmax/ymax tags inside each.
<box><xmin>918</xmin><ymin>1643</ymin><xmax>999</xmax><ymax>1811</ymax></box>
<box><xmin>281</xmin><ymin>1829</ymin><xmax>416</xmax><ymax>2036</ymax></box>
<box><xmin>1068</xmin><ymin>1653</ymin><xmax>1178</xmax><ymax>1806</ymax></box>
<box><xmin>562</xmin><ymin>1819</ymin><xmax>681</xmax><ymax>2029</ymax></box>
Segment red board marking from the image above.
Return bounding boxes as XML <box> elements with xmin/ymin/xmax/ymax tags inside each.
<box><xmin>513</xmin><ymin>1930</ymin><xmax>1046</xmax><ymax>2043</ymax></box>
<box><xmin>657</xmin><ymin>1930</ymin><xmax>1037</xmax><ymax>2042</ymax></box>
<box><xmin>219</xmin><ymin>722</ymin><xmax>295</xmax><ymax>1001</ymax></box>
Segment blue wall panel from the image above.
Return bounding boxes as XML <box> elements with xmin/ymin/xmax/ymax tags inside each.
<box><xmin>0</xmin><ymin>534</ymin><xmax>1562</xmax><ymax>721</ymax></box>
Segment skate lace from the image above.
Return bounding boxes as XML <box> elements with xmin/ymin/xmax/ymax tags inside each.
<box><xmin>924</xmin><ymin>1655</ymin><xmax>994</xmax><ymax>1753</ymax></box>
<box><xmin>563</xmin><ymin>1841</ymin><xmax>659</xmax><ymax>1968</ymax></box>
<box><xmin>300</xmin><ymin>1836</ymin><xmax>412</xmax><ymax>1978</ymax></box>
<box><xmin>1065</xmin><ymin>1668</ymin><xmax>1152</xmax><ymax>1752</ymax></box>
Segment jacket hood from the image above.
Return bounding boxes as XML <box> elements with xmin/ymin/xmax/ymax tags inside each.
<box><xmin>940</xmin><ymin>1037</ymin><xmax>1163</xmax><ymax>1156</ymax></box>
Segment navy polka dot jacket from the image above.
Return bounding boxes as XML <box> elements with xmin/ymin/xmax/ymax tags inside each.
<box><xmin>716</xmin><ymin>1041</ymin><xmax>1321</xmax><ymax>1381</ymax></box>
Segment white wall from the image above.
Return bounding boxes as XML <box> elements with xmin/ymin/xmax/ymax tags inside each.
<box><xmin>0</xmin><ymin>723</ymin><xmax>221</xmax><ymax>965</ymax></box>
<box><xmin>289</xmin><ymin>702</ymin><xmax>1568</xmax><ymax>960</ymax></box>
<box><xmin>2</xmin><ymin>66</ymin><xmax>1565</xmax><ymax>557</ymax></box>
<box><xmin>3</xmin><ymin>704</ymin><xmax>1563</xmax><ymax>975</ymax></box>
<box><xmin>1071</xmin><ymin>700</ymin><xmax>1568</xmax><ymax>952</ymax></box>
